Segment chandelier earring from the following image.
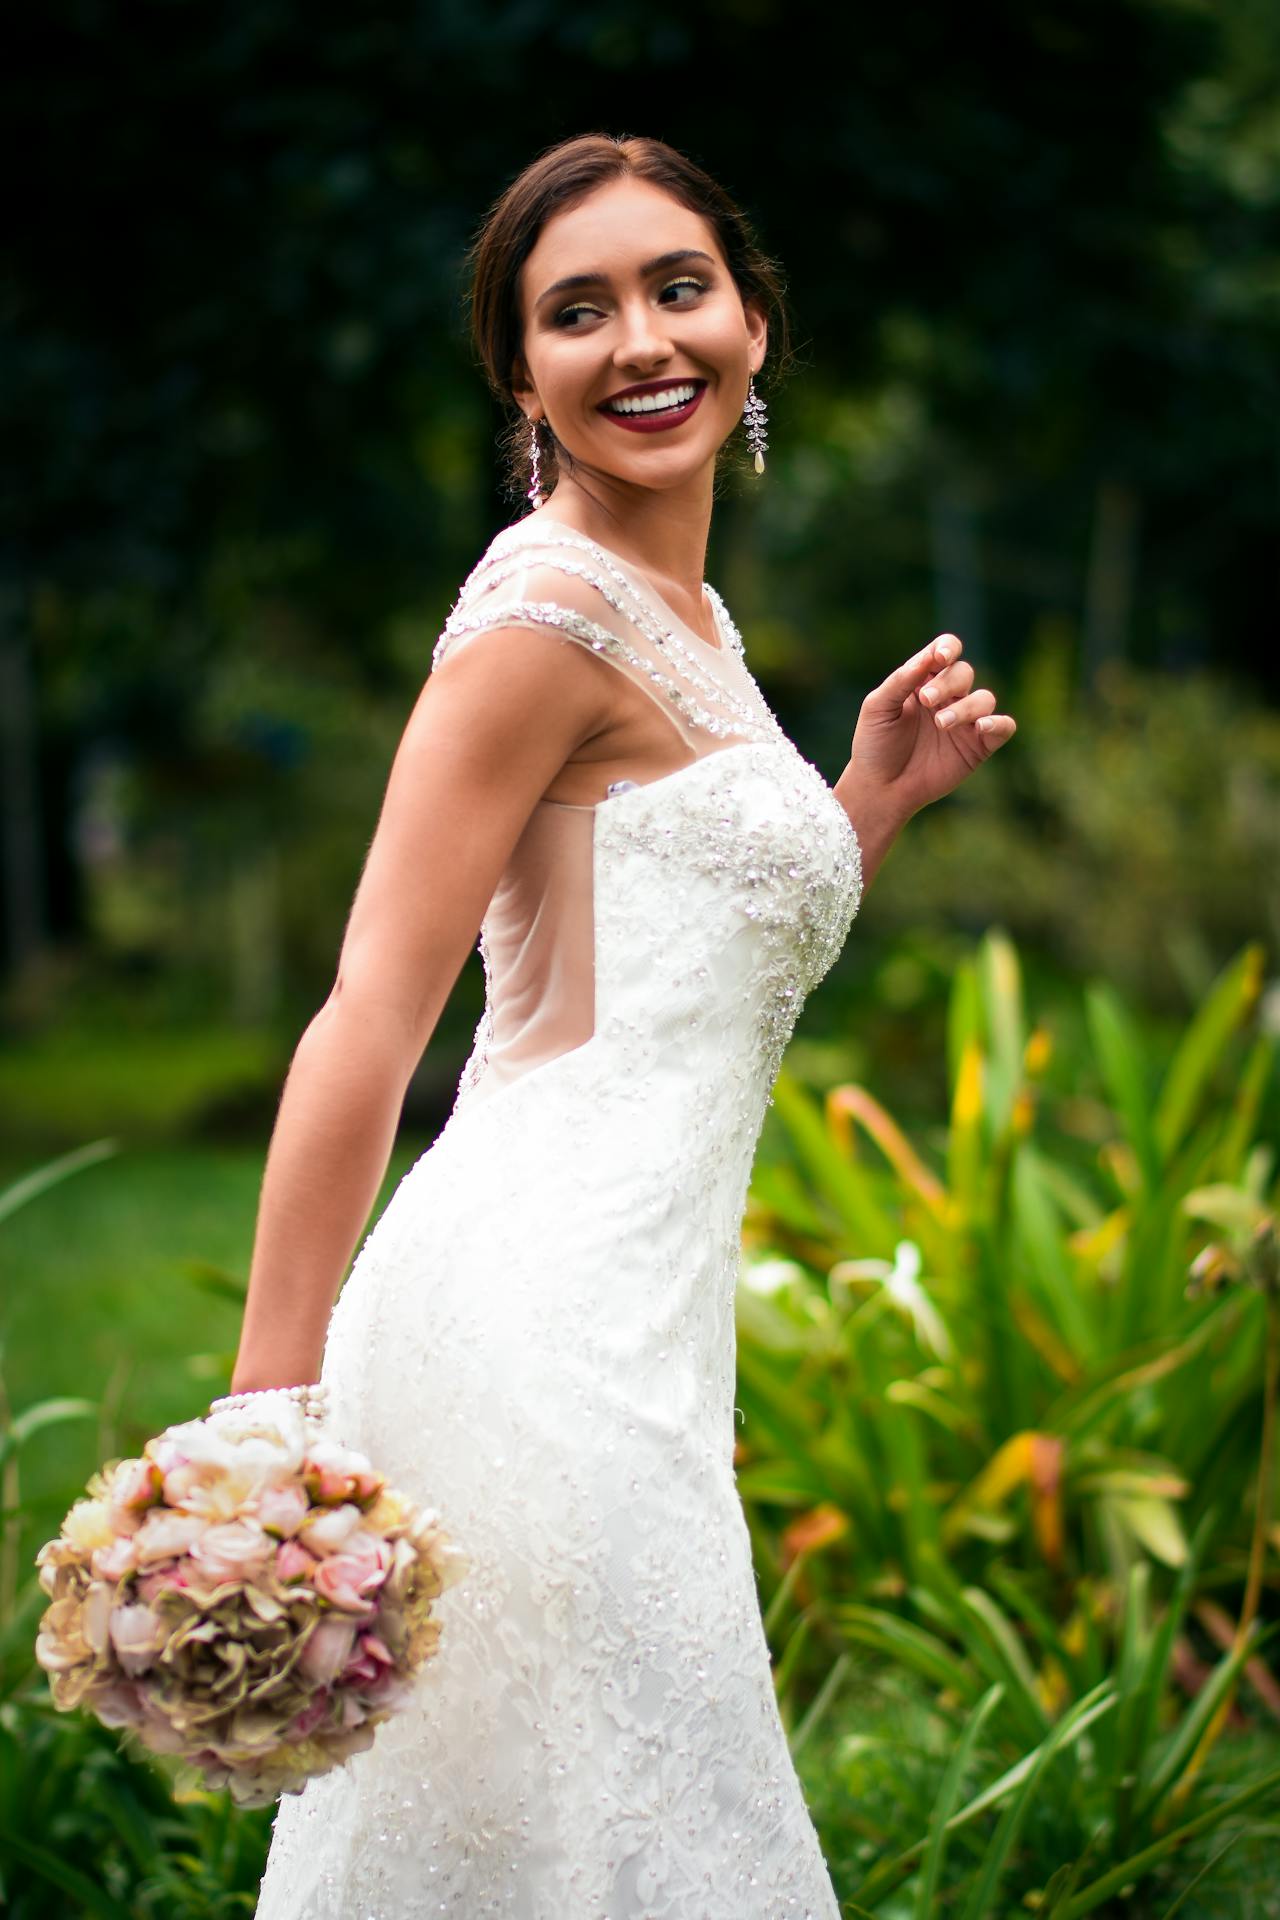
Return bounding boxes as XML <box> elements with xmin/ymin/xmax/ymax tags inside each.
<box><xmin>742</xmin><ymin>374</ymin><xmax>768</xmax><ymax>475</ymax></box>
<box><xmin>526</xmin><ymin>416</ymin><xmax>545</xmax><ymax>509</ymax></box>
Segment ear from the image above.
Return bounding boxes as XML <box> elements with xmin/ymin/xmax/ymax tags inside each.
<box><xmin>510</xmin><ymin>352</ymin><xmax>538</xmax><ymax>418</ymax></box>
<box><xmin>743</xmin><ymin>294</ymin><xmax>769</xmax><ymax>378</ymax></box>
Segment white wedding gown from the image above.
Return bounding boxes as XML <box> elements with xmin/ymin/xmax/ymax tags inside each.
<box><xmin>254</xmin><ymin>515</ymin><xmax>862</xmax><ymax>1918</ymax></box>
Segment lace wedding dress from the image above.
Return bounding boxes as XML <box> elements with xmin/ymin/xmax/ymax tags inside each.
<box><xmin>254</xmin><ymin>514</ymin><xmax>862</xmax><ymax>1918</ymax></box>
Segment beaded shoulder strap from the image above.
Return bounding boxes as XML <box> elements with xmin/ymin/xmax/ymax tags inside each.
<box><xmin>434</xmin><ymin>520</ymin><xmax>784</xmax><ymax>751</ymax></box>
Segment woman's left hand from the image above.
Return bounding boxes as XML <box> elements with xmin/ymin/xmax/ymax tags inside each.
<box><xmin>847</xmin><ymin>632</ymin><xmax>1016</xmax><ymax>823</ymax></box>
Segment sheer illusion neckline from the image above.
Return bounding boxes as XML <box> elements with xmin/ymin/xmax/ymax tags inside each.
<box><xmin>507</xmin><ymin>512</ymin><xmax>726</xmax><ymax>655</ymax></box>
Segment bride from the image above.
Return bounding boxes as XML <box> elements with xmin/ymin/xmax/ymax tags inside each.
<box><xmin>240</xmin><ymin>132</ymin><xmax>1015</xmax><ymax>1917</ymax></box>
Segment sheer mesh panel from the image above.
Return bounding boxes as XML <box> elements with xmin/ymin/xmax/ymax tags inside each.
<box><xmin>432</xmin><ymin>519</ymin><xmax>789</xmax><ymax>1111</ymax></box>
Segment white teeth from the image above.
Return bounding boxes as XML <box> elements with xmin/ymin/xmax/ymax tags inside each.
<box><xmin>605</xmin><ymin>384</ymin><xmax>699</xmax><ymax>415</ymax></box>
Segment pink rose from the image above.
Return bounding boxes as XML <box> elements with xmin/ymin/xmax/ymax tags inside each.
<box><xmin>274</xmin><ymin>1538</ymin><xmax>317</xmax><ymax>1583</ymax></box>
<box><xmin>134</xmin><ymin>1563</ymin><xmax>178</xmax><ymax>1603</ymax></box>
<box><xmin>298</xmin><ymin>1615</ymin><xmax>358</xmax><ymax>1685</ymax></box>
<box><xmin>110</xmin><ymin>1457</ymin><xmax>162</xmax><ymax>1514</ymax></box>
<box><xmin>253</xmin><ymin>1483</ymin><xmax>310</xmax><ymax>1536</ymax></box>
<box><xmin>91</xmin><ymin>1677</ymin><xmax>147</xmax><ymax>1729</ymax></box>
<box><xmin>311</xmin><ymin>1551</ymin><xmax>384</xmax><ymax>1615</ymax></box>
<box><xmin>303</xmin><ymin>1439</ymin><xmax>384</xmax><ymax>1508</ymax></box>
<box><xmin>337</xmin><ymin>1628</ymin><xmax>408</xmax><ymax>1704</ymax></box>
<box><xmin>146</xmin><ymin>1435</ymin><xmax>188</xmax><ymax>1475</ymax></box>
<box><xmin>188</xmin><ymin>1518</ymin><xmax>273</xmax><ymax>1585</ymax></box>
<box><xmin>90</xmin><ymin>1533</ymin><xmax>140</xmax><ymax>1583</ymax></box>
<box><xmin>108</xmin><ymin>1601</ymin><xmax>166</xmax><ymax>1676</ymax></box>
<box><xmin>310</xmin><ymin>1530</ymin><xmax>392</xmax><ymax>1613</ymax></box>
<box><xmin>287</xmin><ymin>1694</ymin><xmax>333</xmax><ymax>1739</ymax></box>
<box><xmin>339</xmin><ymin>1630</ymin><xmax>395</xmax><ymax>1689</ymax></box>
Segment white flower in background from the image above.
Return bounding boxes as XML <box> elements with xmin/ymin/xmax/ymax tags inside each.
<box><xmin>739</xmin><ymin>1256</ymin><xmax>808</xmax><ymax>1296</ymax></box>
<box><xmin>828</xmin><ymin>1239</ymin><xmax>953</xmax><ymax>1361</ymax></box>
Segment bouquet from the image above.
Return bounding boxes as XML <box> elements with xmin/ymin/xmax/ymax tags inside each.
<box><xmin>33</xmin><ymin>1390</ymin><xmax>467</xmax><ymax>1807</ymax></box>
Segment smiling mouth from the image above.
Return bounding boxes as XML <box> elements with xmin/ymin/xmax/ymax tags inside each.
<box><xmin>597</xmin><ymin>381</ymin><xmax>708</xmax><ymax>433</ymax></box>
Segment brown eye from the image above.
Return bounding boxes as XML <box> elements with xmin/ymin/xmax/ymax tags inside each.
<box><xmin>553</xmin><ymin>303</ymin><xmax>599</xmax><ymax>328</ymax></box>
<box><xmin>661</xmin><ymin>277</ymin><xmax>708</xmax><ymax>301</ymax></box>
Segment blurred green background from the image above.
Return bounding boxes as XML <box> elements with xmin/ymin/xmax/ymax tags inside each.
<box><xmin>3</xmin><ymin>2</ymin><xmax>1279</xmax><ymax>1913</ymax></box>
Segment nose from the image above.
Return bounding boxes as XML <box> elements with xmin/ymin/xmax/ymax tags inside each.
<box><xmin>611</xmin><ymin>294</ymin><xmax>675</xmax><ymax>372</ymax></box>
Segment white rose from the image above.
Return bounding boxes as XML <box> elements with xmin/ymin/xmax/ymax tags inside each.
<box><xmin>132</xmin><ymin>1508</ymin><xmax>207</xmax><ymax>1565</ymax></box>
<box><xmin>299</xmin><ymin>1502</ymin><xmax>364</xmax><ymax>1557</ymax></box>
<box><xmin>188</xmin><ymin>1518</ymin><xmax>274</xmax><ymax>1585</ymax></box>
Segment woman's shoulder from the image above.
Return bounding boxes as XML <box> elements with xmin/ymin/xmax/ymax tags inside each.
<box><xmin>433</xmin><ymin>518</ymin><xmax>643</xmax><ymax>676</ymax></box>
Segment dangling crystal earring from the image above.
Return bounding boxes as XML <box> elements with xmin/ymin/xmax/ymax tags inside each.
<box><xmin>527</xmin><ymin>417</ymin><xmax>544</xmax><ymax>508</ymax></box>
<box><xmin>742</xmin><ymin>374</ymin><xmax>768</xmax><ymax>475</ymax></box>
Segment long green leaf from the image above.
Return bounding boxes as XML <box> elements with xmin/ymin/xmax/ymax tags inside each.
<box><xmin>1129</xmin><ymin>1508</ymin><xmax>1219</xmax><ymax>1800</ymax></box>
<box><xmin>0</xmin><ymin>1140</ymin><xmax>121</xmax><ymax>1226</ymax></box>
<box><xmin>946</xmin><ymin>959</ymin><xmax>982</xmax><ymax>1123</ymax></box>
<box><xmin>914</xmin><ymin>1682</ymin><xmax>1003</xmax><ymax>1920</ymax></box>
<box><xmin>985</xmin><ymin>1565</ymin><xmax>1078</xmax><ymax>1689</ymax></box>
<box><xmin>979</xmin><ymin>929</ymin><xmax>1024</xmax><ymax>1142</ymax></box>
<box><xmin>1044</xmin><ymin>1298</ymin><xmax>1233</xmax><ymax>1439</ymax></box>
<box><xmin>1154</xmin><ymin>944</ymin><xmax>1264</xmax><ymax>1165</ymax></box>
<box><xmin>789</xmin><ymin>1651</ymin><xmax>851</xmax><ymax>1757</ymax></box>
<box><xmin>1058</xmin><ymin>1765</ymin><xmax>1280</xmax><ymax>1920</ymax></box>
<box><xmin>1110</xmin><ymin>1560</ymin><xmax>1150</xmax><ymax>1849</ymax></box>
<box><xmin>955</xmin><ymin>1586</ymin><xmax>1052</xmax><ymax>1746</ymax></box>
<box><xmin>1134</xmin><ymin>1619</ymin><xmax>1280</xmax><ymax>1828</ymax></box>
<box><xmin>958</xmin><ymin>1672</ymin><xmax>1086</xmax><ymax>1920</ymax></box>
<box><xmin>771</xmin><ymin>1071</ymin><xmax>898</xmax><ymax>1254</ymax></box>
<box><xmin>1214</xmin><ymin>1029</ymin><xmax>1275</xmax><ymax>1177</ymax></box>
<box><xmin>853</xmin><ymin>1683</ymin><xmax>1116</xmax><ymax>1908</ymax></box>
<box><xmin>944</xmin><ymin>1684</ymin><xmax>1116</xmax><ymax>1832</ymax></box>
<box><xmin>1086</xmin><ymin>982</ymin><xmax>1161</xmax><ymax>1189</ymax></box>
<box><xmin>835</xmin><ymin>1603</ymin><xmax>978</xmax><ymax>1701</ymax></box>
<box><xmin>1011</xmin><ymin>1144</ymin><xmax>1097</xmax><ymax>1358</ymax></box>
<box><xmin>0</xmin><ymin>1824</ymin><xmax>134</xmax><ymax>1918</ymax></box>
<box><xmin>1155</xmin><ymin>1830</ymin><xmax>1252</xmax><ymax>1920</ymax></box>
<box><xmin>0</xmin><ymin>1397</ymin><xmax>98</xmax><ymax>1469</ymax></box>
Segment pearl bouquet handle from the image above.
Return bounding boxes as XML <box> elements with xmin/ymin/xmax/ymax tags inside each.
<box><xmin>208</xmin><ymin>1382</ymin><xmax>331</xmax><ymax>1435</ymax></box>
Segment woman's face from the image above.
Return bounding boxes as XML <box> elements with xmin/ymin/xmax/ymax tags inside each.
<box><xmin>513</xmin><ymin>177</ymin><xmax>768</xmax><ymax>503</ymax></box>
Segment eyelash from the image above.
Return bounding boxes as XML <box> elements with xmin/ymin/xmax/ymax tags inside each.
<box><xmin>552</xmin><ymin>276</ymin><xmax>709</xmax><ymax>328</ymax></box>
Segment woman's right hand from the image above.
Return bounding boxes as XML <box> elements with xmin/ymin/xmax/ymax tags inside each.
<box><xmin>843</xmin><ymin>631</ymin><xmax>1017</xmax><ymax>825</ymax></box>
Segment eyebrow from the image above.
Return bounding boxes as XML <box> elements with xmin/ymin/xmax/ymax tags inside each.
<box><xmin>535</xmin><ymin>248</ymin><xmax>717</xmax><ymax>309</ymax></box>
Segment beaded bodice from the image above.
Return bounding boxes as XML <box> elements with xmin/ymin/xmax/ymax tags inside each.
<box><xmin>431</xmin><ymin>514</ymin><xmax>863</xmax><ymax>1123</ymax></box>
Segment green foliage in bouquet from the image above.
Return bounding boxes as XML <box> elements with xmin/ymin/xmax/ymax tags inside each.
<box><xmin>736</xmin><ymin>931</ymin><xmax>1280</xmax><ymax>1912</ymax></box>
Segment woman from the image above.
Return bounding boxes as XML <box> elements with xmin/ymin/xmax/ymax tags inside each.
<box><xmin>245</xmin><ymin>132</ymin><xmax>1015</xmax><ymax>1917</ymax></box>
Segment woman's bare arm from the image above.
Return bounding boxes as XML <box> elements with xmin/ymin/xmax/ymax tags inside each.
<box><xmin>228</xmin><ymin>627</ymin><xmax>615</xmax><ymax>1393</ymax></box>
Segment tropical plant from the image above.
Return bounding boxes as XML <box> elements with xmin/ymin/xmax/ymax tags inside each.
<box><xmin>735</xmin><ymin>931</ymin><xmax>1280</xmax><ymax>1910</ymax></box>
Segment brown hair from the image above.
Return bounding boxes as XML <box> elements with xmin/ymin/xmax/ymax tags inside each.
<box><xmin>461</xmin><ymin>132</ymin><xmax>798</xmax><ymax>511</ymax></box>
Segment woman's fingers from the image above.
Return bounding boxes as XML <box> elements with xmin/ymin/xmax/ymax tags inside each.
<box><xmin>877</xmin><ymin>632</ymin><xmax>965</xmax><ymax>710</ymax></box>
<box><xmin>932</xmin><ymin>687</ymin><xmax>995</xmax><ymax>731</ymax></box>
<box><xmin>919</xmin><ymin>658</ymin><xmax>975</xmax><ymax>709</ymax></box>
<box><xmin>873</xmin><ymin>633</ymin><xmax>1016</xmax><ymax>752</ymax></box>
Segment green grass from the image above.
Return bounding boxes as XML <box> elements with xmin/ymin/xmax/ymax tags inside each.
<box><xmin>0</xmin><ymin>1136</ymin><xmax>430</xmax><ymax>1569</ymax></box>
<box><xmin>0</xmin><ymin>1024</ymin><xmax>289</xmax><ymax>1146</ymax></box>
<box><xmin>797</xmin><ymin>1656</ymin><xmax>1280</xmax><ymax>1920</ymax></box>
